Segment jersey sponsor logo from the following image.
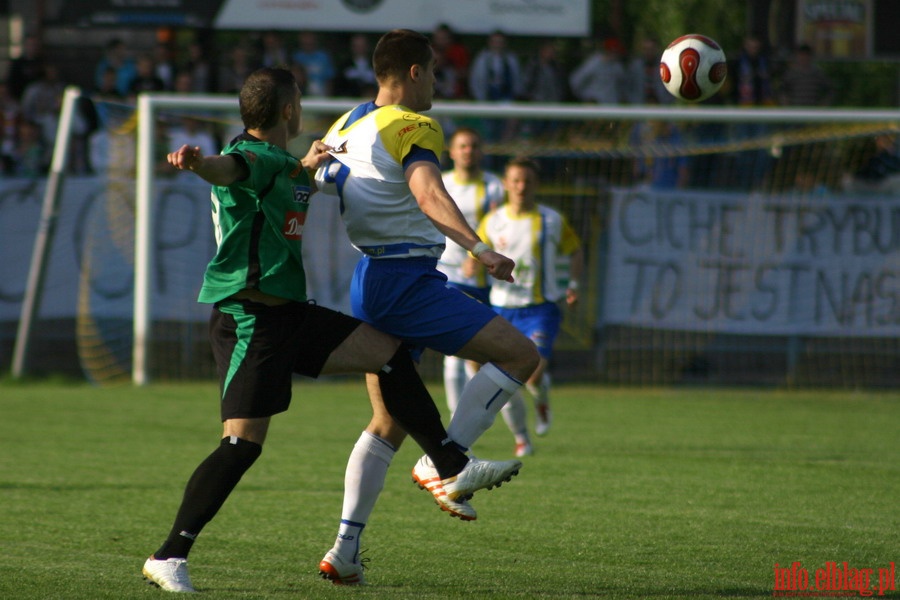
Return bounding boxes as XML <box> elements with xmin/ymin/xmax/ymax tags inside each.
<box><xmin>293</xmin><ymin>185</ymin><xmax>311</xmax><ymax>204</ymax></box>
<box><xmin>283</xmin><ymin>211</ymin><xmax>307</xmax><ymax>240</ymax></box>
<box><xmin>397</xmin><ymin>121</ymin><xmax>436</xmax><ymax>138</ymax></box>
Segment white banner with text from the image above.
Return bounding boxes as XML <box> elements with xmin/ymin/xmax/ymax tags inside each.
<box><xmin>214</xmin><ymin>0</ymin><xmax>591</xmax><ymax>36</ymax></box>
<box><xmin>6</xmin><ymin>180</ymin><xmax>899</xmax><ymax>338</ymax></box>
<box><xmin>605</xmin><ymin>188</ymin><xmax>900</xmax><ymax>337</ymax></box>
<box><xmin>0</xmin><ymin>177</ymin><xmax>357</xmax><ymax>324</ymax></box>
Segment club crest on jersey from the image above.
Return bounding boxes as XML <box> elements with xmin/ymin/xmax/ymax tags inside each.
<box><xmin>283</xmin><ymin>211</ymin><xmax>306</xmax><ymax>240</ymax></box>
<box><xmin>293</xmin><ymin>185</ymin><xmax>311</xmax><ymax>204</ymax></box>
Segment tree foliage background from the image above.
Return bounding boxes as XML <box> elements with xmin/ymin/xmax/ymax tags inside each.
<box><xmin>597</xmin><ymin>0</ymin><xmax>746</xmax><ymax>55</ymax></box>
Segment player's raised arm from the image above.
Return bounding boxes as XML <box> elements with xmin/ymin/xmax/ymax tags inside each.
<box><xmin>167</xmin><ymin>144</ymin><xmax>247</xmax><ymax>186</ymax></box>
<box><xmin>406</xmin><ymin>159</ymin><xmax>515</xmax><ymax>282</ymax></box>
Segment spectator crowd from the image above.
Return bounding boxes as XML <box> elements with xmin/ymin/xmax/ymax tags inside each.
<box><xmin>2</xmin><ymin>24</ymin><xmax>892</xmax><ymax>191</ymax></box>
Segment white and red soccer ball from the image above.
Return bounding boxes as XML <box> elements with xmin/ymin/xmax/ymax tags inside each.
<box><xmin>659</xmin><ymin>34</ymin><xmax>727</xmax><ymax>102</ymax></box>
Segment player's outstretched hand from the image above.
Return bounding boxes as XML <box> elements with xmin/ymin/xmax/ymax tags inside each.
<box><xmin>168</xmin><ymin>144</ymin><xmax>203</xmax><ymax>171</ymax></box>
<box><xmin>480</xmin><ymin>249</ymin><xmax>515</xmax><ymax>283</ymax></box>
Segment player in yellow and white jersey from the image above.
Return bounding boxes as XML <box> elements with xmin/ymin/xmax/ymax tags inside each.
<box><xmin>315</xmin><ymin>30</ymin><xmax>539</xmax><ymax>584</ymax></box>
<box><xmin>438</xmin><ymin>127</ymin><xmax>505</xmax><ymax>415</ymax></box>
<box><xmin>477</xmin><ymin>157</ymin><xmax>584</xmax><ymax>457</ymax></box>
<box><xmin>140</xmin><ymin>67</ymin><xmax>514</xmax><ymax>593</ymax></box>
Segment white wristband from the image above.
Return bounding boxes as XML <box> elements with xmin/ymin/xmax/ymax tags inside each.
<box><xmin>567</xmin><ymin>280</ymin><xmax>580</xmax><ymax>291</ymax></box>
<box><xmin>470</xmin><ymin>242</ymin><xmax>491</xmax><ymax>258</ymax></box>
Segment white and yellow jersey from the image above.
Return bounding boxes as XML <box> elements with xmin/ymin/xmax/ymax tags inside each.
<box><xmin>315</xmin><ymin>102</ymin><xmax>446</xmax><ymax>259</ymax></box>
<box><xmin>477</xmin><ymin>203</ymin><xmax>581</xmax><ymax>307</ymax></box>
<box><xmin>438</xmin><ymin>170</ymin><xmax>505</xmax><ymax>287</ymax></box>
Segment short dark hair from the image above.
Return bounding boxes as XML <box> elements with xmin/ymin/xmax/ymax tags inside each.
<box><xmin>448</xmin><ymin>126</ymin><xmax>482</xmax><ymax>144</ymax></box>
<box><xmin>373</xmin><ymin>29</ymin><xmax>432</xmax><ymax>82</ymax></box>
<box><xmin>505</xmin><ymin>156</ymin><xmax>541</xmax><ymax>177</ymax></box>
<box><xmin>239</xmin><ymin>67</ymin><xmax>297</xmax><ymax>130</ymax></box>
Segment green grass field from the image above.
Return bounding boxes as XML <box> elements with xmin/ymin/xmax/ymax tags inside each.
<box><xmin>2</xmin><ymin>378</ymin><xmax>898</xmax><ymax>599</ymax></box>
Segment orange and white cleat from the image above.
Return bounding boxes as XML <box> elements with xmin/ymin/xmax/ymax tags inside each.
<box><xmin>412</xmin><ymin>455</ymin><xmax>477</xmax><ymax>520</ymax></box>
<box><xmin>319</xmin><ymin>549</ymin><xmax>367</xmax><ymax>586</ymax></box>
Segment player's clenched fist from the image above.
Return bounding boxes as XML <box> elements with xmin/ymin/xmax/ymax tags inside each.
<box><xmin>480</xmin><ymin>250</ymin><xmax>516</xmax><ymax>283</ymax></box>
<box><xmin>168</xmin><ymin>144</ymin><xmax>203</xmax><ymax>171</ymax></box>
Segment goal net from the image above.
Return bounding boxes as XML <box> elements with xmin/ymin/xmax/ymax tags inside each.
<box><xmin>7</xmin><ymin>91</ymin><xmax>900</xmax><ymax>387</ymax></box>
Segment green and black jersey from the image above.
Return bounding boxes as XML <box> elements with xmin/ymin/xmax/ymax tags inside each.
<box><xmin>198</xmin><ymin>132</ymin><xmax>312</xmax><ymax>304</ymax></box>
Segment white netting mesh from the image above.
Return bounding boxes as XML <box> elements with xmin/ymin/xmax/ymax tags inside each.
<box><xmin>8</xmin><ymin>92</ymin><xmax>900</xmax><ymax>386</ymax></box>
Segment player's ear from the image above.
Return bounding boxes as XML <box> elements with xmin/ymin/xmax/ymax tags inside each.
<box><xmin>409</xmin><ymin>64</ymin><xmax>420</xmax><ymax>82</ymax></box>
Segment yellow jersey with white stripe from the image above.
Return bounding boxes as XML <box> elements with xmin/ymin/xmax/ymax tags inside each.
<box><xmin>315</xmin><ymin>102</ymin><xmax>446</xmax><ymax>259</ymax></box>
<box><xmin>438</xmin><ymin>170</ymin><xmax>505</xmax><ymax>287</ymax></box>
<box><xmin>477</xmin><ymin>203</ymin><xmax>581</xmax><ymax>307</ymax></box>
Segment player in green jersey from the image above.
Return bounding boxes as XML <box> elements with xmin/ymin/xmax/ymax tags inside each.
<box><xmin>141</xmin><ymin>67</ymin><xmax>520</xmax><ymax>593</ymax></box>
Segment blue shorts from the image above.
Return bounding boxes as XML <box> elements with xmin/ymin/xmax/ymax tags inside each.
<box><xmin>494</xmin><ymin>302</ymin><xmax>562</xmax><ymax>360</ymax></box>
<box><xmin>446</xmin><ymin>282</ymin><xmax>491</xmax><ymax>305</ymax></box>
<box><xmin>351</xmin><ymin>256</ymin><xmax>498</xmax><ymax>357</ymax></box>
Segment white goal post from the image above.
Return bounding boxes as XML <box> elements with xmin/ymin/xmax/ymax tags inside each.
<box><xmin>11</xmin><ymin>86</ymin><xmax>83</xmax><ymax>379</ymax></box>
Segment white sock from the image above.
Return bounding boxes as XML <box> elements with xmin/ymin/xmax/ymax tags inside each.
<box><xmin>443</xmin><ymin>355</ymin><xmax>467</xmax><ymax>415</ymax></box>
<box><xmin>333</xmin><ymin>431</ymin><xmax>395</xmax><ymax>563</ymax></box>
<box><xmin>447</xmin><ymin>362</ymin><xmax>522</xmax><ymax>450</ymax></box>
<box><xmin>527</xmin><ymin>372</ymin><xmax>550</xmax><ymax>407</ymax></box>
<box><xmin>501</xmin><ymin>389</ymin><xmax>528</xmax><ymax>439</ymax></box>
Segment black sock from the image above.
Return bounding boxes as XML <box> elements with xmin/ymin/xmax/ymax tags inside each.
<box><xmin>154</xmin><ymin>436</ymin><xmax>262</xmax><ymax>559</ymax></box>
<box><xmin>377</xmin><ymin>346</ymin><xmax>469</xmax><ymax>479</ymax></box>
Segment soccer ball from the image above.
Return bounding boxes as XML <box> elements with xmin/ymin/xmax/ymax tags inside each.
<box><xmin>659</xmin><ymin>34</ymin><xmax>727</xmax><ymax>102</ymax></box>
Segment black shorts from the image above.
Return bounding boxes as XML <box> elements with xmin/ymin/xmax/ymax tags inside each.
<box><xmin>210</xmin><ymin>299</ymin><xmax>362</xmax><ymax>420</ymax></box>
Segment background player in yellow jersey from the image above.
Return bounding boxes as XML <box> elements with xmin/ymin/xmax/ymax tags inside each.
<box><xmin>477</xmin><ymin>157</ymin><xmax>584</xmax><ymax>456</ymax></box>
<box><xmin>315</xmin><ymin>30</ymin><xmax>540</xmax><ymax>583</ymax></box>
<box><xmin>437</xmin><ymin>127</ymin><xmax>505</xmax><ymax>415</ymax></box>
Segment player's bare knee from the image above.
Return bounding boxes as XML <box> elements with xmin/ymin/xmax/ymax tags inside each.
<box><xmin>499</xmin><ymin>337</ymin><xmax>540</xmax><ymax>382</ymax></box>
<box><xmin>349</xmin><ymin>324</ymin><xmax>402</xmax><ymax>372</ymax></box>
<box><xmin>365</xmin><ymin>418</ymin><xmax>407</xmax><ymax>448</ymax></box>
